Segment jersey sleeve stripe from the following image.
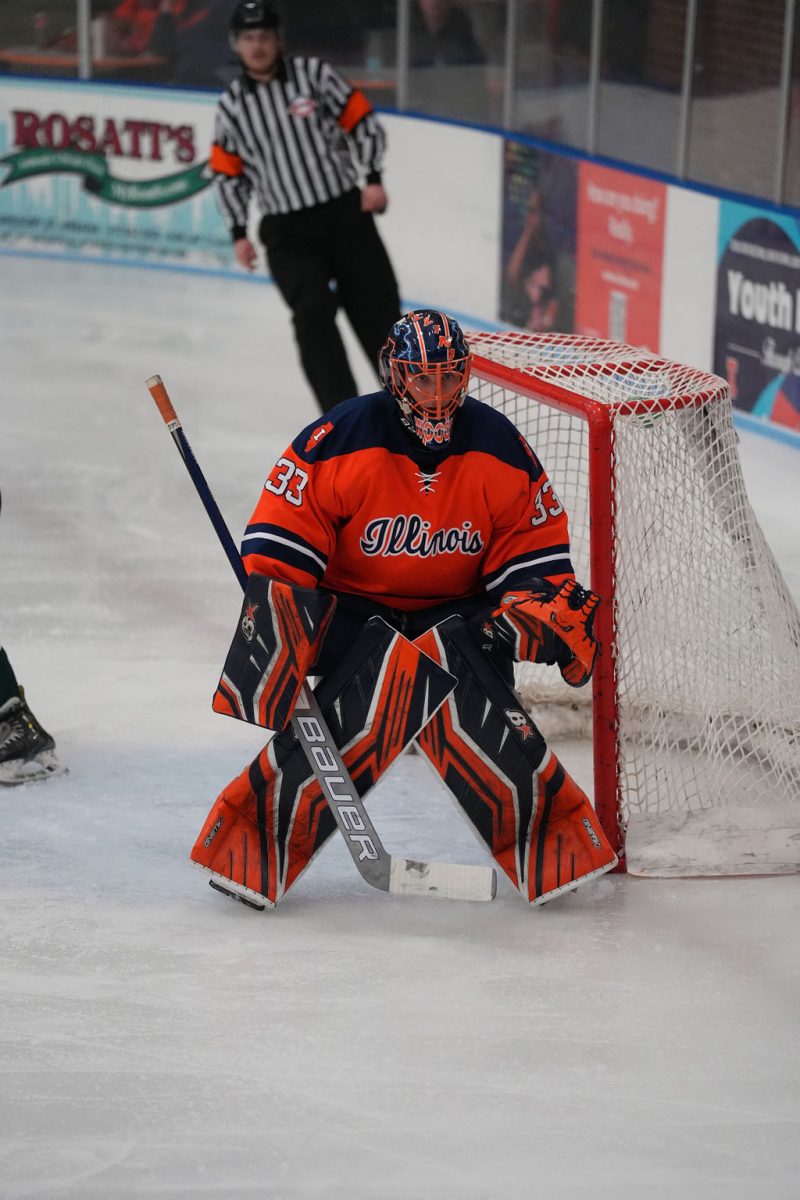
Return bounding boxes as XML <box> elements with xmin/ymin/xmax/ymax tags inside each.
<box><xmin>243</xmin><ymin>521</ymin><xmax>326</xmax><ymax>559</ymax></box>
<box><xmin>484</xmin><ymin>547</ymin><xmax>574</xmax><ymax>592</ymax></box>
<box><xmin>241</xmin><ymin>538</ymin><xmax>326</xmax><ymax>580</ymax></box>
<box><xmin>241</xmin><ymin>528</ymin><xmax>328</xmax><ymax>574</ymax></box>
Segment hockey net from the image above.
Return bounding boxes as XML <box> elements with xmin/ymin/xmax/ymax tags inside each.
<box><xmin>468</xmin><ymin>330</ymin><xmax>800</xmax><ymax>877</ymax></box>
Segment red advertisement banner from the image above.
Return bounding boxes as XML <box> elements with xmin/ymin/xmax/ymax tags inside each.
<box><xmin>576</xmin><ymin>162</ymin><xmax>666</xmax><ymax>350</ymax></box>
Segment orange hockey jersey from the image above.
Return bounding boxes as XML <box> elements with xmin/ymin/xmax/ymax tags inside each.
<box><xmin>241</xmin><ymin>392</ymin><xmax>574</xmax><ymax>611</ymax></box>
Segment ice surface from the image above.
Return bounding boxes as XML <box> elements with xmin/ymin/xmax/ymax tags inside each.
<box><xmin>1</xmin><ymin>256</ymin><xmax>798</xmax><ymax>1199</ymax></box>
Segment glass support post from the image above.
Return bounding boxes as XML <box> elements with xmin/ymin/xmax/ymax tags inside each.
<box><xmin>586</xmin><ymin>0</ymin><xmax>604</xmax><ymax>155</ymax></box>
<box><xmin>502</xmin><ymin>0</ymin><xmax>519</xmax><ymax>131</ymax></box>
<box><xmin>775</xmin><ymin>0</ymin><xmax>797</xmax><ymax>203</ymax></box>
<box><xmin>676</xmin><ymin>0</ymin><xmax>699</xmax><ymax>179</ymax></box>
<box><xmin>77</xmin><ymin>0</ymin><xmax>92</xmax><ymax>79</ymax></box>
<box><xmin>396</xmin><ymin>0</ymin><xmax>410</xmax><ymax>111</ymax></box>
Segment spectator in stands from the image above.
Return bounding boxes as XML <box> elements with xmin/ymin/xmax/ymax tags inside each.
<box><xmin>167</xmin><ymin>0</ymin><xmax>235</xmax><ymax>87</ymax></box>
<box><xmin>410</xmin><ymin>0</ymin><xmax>486</xmax><ymax>67</ymax></box>
<box><xmin>103</xmin><ymin>0</ymin><xmax>234</xmax><ymax>86</ymax></box>
<box><xmin>106</xmin><ymin>0</ymin><xmax>175</xmax><ymax>56</ymax></box>
<box><xmin>104</xmin><ymin>0</ymin><xmax>235</xmax><ymax>87</ymax></box>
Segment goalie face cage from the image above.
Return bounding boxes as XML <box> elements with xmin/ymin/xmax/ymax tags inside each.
<box><xmin>469</xmin><ymin>331</ymin><xmax>800</xmax><ymax>878</ymax></box>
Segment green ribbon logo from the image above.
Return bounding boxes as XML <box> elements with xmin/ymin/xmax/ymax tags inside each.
<box><xmin>0</xmin><ymin>147</ymin><xmax>211</xmax><ymax>207</ymax></box>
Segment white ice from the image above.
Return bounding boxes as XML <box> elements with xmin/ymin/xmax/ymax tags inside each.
<box><xmin>1</xmin><ymin>256</ymin><xmax>798</xmax><ymax>1200</ymax></box>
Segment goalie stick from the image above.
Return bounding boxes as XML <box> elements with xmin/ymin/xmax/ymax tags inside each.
<box><xmin>146</xmin><ymin>374</ymin><xmax>496</xmax><ymax>904</ymax></box>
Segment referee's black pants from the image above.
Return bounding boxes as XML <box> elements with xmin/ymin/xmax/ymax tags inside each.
<box><xmin>260</xmin><ymin>189</ymin><xmax>401</xmax><ymax>413</ymax></box>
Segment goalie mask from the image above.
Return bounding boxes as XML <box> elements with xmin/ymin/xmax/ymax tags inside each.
<box><xmin>379</xmin><ymin>310</ymin><xmax>472</xmax><ymax>447</ymax></box>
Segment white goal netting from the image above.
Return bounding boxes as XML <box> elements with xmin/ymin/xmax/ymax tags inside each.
<box><xmin>469</xmin><ymin>330</ymin><xmax>800</xmax><ymax>877</ymax></box>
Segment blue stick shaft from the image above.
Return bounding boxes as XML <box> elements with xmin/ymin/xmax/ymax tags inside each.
<box><xmin>172</xmin><ymin>424</ymin><xmax>249</xmax><ymax>591</ymax></box>
<box><xmin>147</xmin><ymin>374</ymin><xmax>248</xmax><ymax>591</ymax></box>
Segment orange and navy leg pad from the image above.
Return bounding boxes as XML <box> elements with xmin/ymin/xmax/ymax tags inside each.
<box><xmin>524</xmin><ymin>749</ymin><xmax>617</xmax><ymax>904</ymax></box>
<box><xmin>212</xmin><ymin>575</ymin><xmax>335</xmax><ymax>732</ymax></box>
<box><xmin>415</xmin><ymin>616</ymin><xmax>616</xmax><ymax>903</ymax></box>
<box><xmin>194</xmin><ymin>616</ymin><xmax>456</xmax><ymax>906</ymax></box>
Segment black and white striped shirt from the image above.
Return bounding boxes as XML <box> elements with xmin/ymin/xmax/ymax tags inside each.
<box><xmin>210</xmin><ymin>56</ymin><xmax>388</xmax><ymax>236</ymax></box>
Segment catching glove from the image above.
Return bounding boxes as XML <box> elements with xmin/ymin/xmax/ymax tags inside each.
<box><xmin>492</xmin><ymin>578</ymin><xmax>601</xmax><ymax>688</ymax></box>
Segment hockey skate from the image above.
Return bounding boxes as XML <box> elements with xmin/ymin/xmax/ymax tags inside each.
<box><xmin>0</xmin><ymin>692</ymin><xmax>64</xmax><ymax>786</ymax></box>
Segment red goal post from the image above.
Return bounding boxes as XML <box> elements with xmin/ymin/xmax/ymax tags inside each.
<box><xmin>468</xmin><ymin>330</ymin><xmax>800</xmax><ymax>877</ymax></box>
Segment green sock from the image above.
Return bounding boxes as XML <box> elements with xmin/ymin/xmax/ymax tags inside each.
<box><xmin>0</xmin><ymin>646</ymin><xmax>22</xmax><ymax>708</ymax></box>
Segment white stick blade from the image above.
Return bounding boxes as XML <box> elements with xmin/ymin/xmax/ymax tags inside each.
<box><xmin>389</xmin><ymin>858</ymin><xmax>496</xmax><ymax>902</ymax></box>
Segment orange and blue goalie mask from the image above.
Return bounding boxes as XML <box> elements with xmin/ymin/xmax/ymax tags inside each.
<box><xmin>379</xmin><ymin>310</ymin><xmax>472</xmax><ymax>448</ymax></box>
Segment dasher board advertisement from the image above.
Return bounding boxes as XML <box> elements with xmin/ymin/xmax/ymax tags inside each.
<box><xmin>575</xmin><ymin>161</ymin><xmax>666</xmax><ymax>351</ymax></box>
<box><xmin>715</xmin><ymin>200</ymin><xmax>800</xmax><ymax>431</ymax></box>
<box><xmin>499</xmin><ymin>139</ymin><xmax>578</xmax><ymax>334</ymax></box>
<box><xmin>0</xmin><ymin>77</ymin><xmax>233</xmax><ymax>272</ymax></box>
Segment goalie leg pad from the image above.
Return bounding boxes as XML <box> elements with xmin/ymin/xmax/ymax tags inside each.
<box><xmin>193</xmin><ymin>616</ymin><xmax>457</xmax><ymax>906</ymax></box>
<box><xmin>212</xmin><ymin>575</ymin><xmax>336</xmax><ymax>732</ymax></box>
<box><xmin>414</xmin><ymin>616</ymin><xmax>617</xmax><ymax>903</ymax></box>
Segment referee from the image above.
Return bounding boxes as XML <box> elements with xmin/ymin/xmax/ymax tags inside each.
<box><xmin>211</xmin><ymin>0</ymin><xmax>401</xmax><ymax>413</ymax></box>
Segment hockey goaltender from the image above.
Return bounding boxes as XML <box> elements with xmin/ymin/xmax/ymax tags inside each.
<box><xmin>190</xmin><ymin>310</ymin><xmax>618</xmax><ymax>909</ymax></box>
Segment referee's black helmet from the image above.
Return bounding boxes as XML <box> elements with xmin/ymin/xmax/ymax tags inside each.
<box><xmin>230</xmin><ymin>1</ymin><xmax>280</xmax><ymax>35</ymax></box>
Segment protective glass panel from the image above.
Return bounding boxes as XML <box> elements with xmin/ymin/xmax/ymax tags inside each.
<box><xmin>0</xmin><ymin>0</ymin><xmax>80</xmax><ymax>80</ymax></box>
<box><xmin>406</xmin><ymin>0</ymin><xmax>504</xmax><ymax>125</ymax></box>
<box><xmin>596</xmin><ymin>0</ymin><xmax>687</xmax><ymax>175</ymax></box>
<box><xmin>686</xmin><ymin>0</ymin><xmax>784</xmax><ymax>198</ymax></box>
<box><xmin>89</xmin><ymin>0</ymin><xmax>241</xmax><ymax>88</ymax></box>
<box><xmin>512</xmin><ymin>0</ymin><xmax>592</xmax><ymax>149</ymax></box>
<box><xmin>782</xmin><ymin>10</ymin><xmax>800</xmax><ymax>206</ymax></box>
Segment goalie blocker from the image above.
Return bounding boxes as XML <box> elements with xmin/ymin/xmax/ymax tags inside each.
<box><xmin>212</xmin><ymin>575</ymin><xmax>335</xmax><ymax>731</ymax></box>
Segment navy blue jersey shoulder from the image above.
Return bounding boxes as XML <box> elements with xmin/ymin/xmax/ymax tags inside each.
<box><xmin>291</xmin><ymin>392</ymin><xmax>398</xmax><ymax>464</ymax></box>
<box><xmin>291</xmin><ymin>391</ymin><xmax>545</xmax><ymax>479</ymax></box>
<box><xmin>452</xmin><ymin>397</ymin><xmax>544</xmax><ymax>480</ymax></box>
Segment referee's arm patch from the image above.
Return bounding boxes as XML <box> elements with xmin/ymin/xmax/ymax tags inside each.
<box><xmin>209</xmin><ymin>142</ymin><xmax>244</xmax><ymax>177</ymax></box>
<box><xmin>337</xmin><ymin>89</ymin><xmax>373</xmax><ymax>133</ymax></box>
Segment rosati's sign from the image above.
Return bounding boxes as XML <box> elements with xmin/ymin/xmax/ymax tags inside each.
<box><xmin>0</xmin><ymin>77</ymin><xmax>232</xmax><ymax>269</ymax></box>
<box><xmin>2</xmin><ymin>106</ymin><xmax>209</xmax><ymax>207</ymax></box>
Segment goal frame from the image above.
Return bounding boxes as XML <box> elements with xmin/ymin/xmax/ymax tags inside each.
<box><xmin>471</xmin><ymin>351</ymin><xmax>627</xmax><ymax>866</ymax></box>
<box><xmin>468</xmin><ymin>328</ymin><xmax>800</xmax><ymax>879</ymax></box>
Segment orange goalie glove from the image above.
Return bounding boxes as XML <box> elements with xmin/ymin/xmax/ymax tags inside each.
<box><xmin>492</xmin><ymin>578</ymin><xmax>601</xmax><ymax>688</ymax></box>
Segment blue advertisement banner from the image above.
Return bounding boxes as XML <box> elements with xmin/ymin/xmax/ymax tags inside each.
<box><xmin>715</xmin><ymin>198</ymin><xmax>800</xmax><ymax>431</ymax></box>
<box><xmin>0</xmin><ymin>77</ymin><xmax>234</xmax><ymax>272</ymax></box>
